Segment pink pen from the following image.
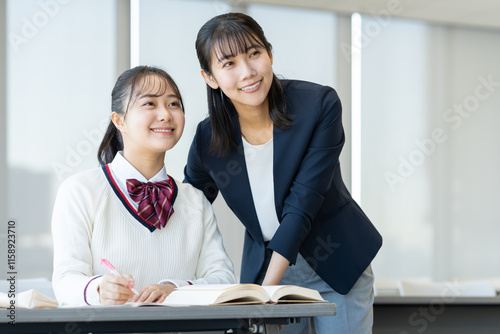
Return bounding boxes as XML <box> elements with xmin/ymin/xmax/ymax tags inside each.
<box><xmin>98</xmin><ymin>258</ymin><xmax>139</xmax><ymax>295</ymax></box>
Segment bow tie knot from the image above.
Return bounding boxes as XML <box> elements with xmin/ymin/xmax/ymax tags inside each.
<box><xmin>126</xmin><ymin>178</ymin><xmax>175</xmax><ymax>229</ymax></box>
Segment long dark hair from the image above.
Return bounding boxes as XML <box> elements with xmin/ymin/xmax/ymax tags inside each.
<box><xmin>195</xmin><ymin>12</ymin><xmax>292</xmax><ymax>156</ymax></box>
<box><xmin>97</xmin><ymin>66</ymin><xmax>184</xmax><ymax>165</ymax></box>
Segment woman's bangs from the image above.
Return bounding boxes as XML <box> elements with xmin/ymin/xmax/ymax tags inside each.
<box><xmin>213</xmin><ymin>29</ymin><xmax>266</xmax><ymax>62</ymax></box>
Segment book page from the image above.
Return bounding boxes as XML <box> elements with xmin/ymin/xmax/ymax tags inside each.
<box><xmin>0</xmin><ymin>290</ymin><xmax>58</xmax><ymax>308</ymax></box>
<box><xmin>127</xmin><ymin>284</ymin><xmax>325</xmax><ymax>306</ymax></box>
<box><xmin>175</xmin><ymin>284</ymin><xmax>260</xmax><ymax>291</ymax></box>
<box><xmin>261</xmin><ymin>285</ymin><xmax>326</xmax><ymax>303</ymax></box>
<box><xmin>160</xmin><ymin>290</ymin><xmax>226</xmax><ymax>305</ymax></box>
<box><xmin>260</xmin><ymin>285</ymin><xmax>285</xmax><ymax>299</ymax></box>
<box><xmin>128</xmin><ymin>285</ymin><xmax>266</xmax><ymax>306</ymax></box>
<box><xmin>132</xmin><ymin>284</ymin><xmax>268</xmax><ymax>306</ymax></box>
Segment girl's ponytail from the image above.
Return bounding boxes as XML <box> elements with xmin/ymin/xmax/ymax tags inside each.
<box><xmin>97</xmin><ymin>121</ymin><xmax>123</xmax><ymax>165</ymax></box>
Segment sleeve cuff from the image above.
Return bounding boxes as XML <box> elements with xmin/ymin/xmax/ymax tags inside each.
<box><xmin>84</xmin><ymin>275</ymin><xmax>103</xmax><ymax>305</ymax></box>
<box><xmin>267</xmin><ymin>213</ymin><xmax>310</xmax><ymax>265</ymax></box>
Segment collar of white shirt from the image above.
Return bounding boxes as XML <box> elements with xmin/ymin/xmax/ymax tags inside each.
<box><xmin>107</xmin><ymin>151</ymin><xmax>168</xmax><ymax>209</ymax></box>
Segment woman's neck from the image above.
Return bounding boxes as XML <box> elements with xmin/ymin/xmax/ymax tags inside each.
<box><xmin>122</xmin><ymin>150</ymin><xmax>166</xmax><ymax>180</ymax></box>
<box><xmin>237</xmin><ymin>105</ymin><xmax>273</xmax><ymax>145</ymax></box>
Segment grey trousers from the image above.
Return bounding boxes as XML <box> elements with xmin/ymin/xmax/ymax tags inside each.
<box><xmin>257</xmin><ymin>250</ymin><xmax>374</xmax><ymax>334</ymax></box>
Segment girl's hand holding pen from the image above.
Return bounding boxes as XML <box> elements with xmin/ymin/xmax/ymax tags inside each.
<box><xmin>97</xmin><ymin>257</ymin><xmax>174</xmax><ymax>304</ymax></box>
<box><xmin>99</xmin><ymin>273</ymin><xmax>137</xmax><ymax>305</ymax></box>
<box><xmin>98</xmin><ymin>258</ymin><xmax>139</xmax><ymax>305</ymax></box>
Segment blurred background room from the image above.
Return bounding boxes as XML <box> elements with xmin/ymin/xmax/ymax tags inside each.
<box><xmin>1</xmin><ymin>0</ymin><xmax>500</xmax><ymax>303</ymax></box>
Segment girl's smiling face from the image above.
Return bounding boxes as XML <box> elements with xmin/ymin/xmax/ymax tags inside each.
<box><xmin>112</xmin><ymin>75</ymin><xmax>185</xmax><ymax>158</ymax></box>
<box><xmin>202</xmin><ymin>40</ymin><xmax>274</xmax><ymax>115</ymax></box>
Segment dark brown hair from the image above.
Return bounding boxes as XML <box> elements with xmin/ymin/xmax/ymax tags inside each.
<box><xmin>97</xmin><ymin>66</ymin><xmax>184</xmax><ymax>165</ymax></box>
<box><xmin>195</xmin><ymin>12</ymin><xmax>291</xmax><ymax>156</ymax></box>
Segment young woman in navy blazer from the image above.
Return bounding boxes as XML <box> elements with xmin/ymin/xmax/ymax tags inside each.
<box><xmin>185</xmin><ymin>12</ymin><xmax>382</xmax><ymax>333</ymax></box>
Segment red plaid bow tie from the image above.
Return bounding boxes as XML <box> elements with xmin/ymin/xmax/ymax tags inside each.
<box><xmin>126</xmin><ymin>177</ymin><xmax>175</xmax><ymax>229</ymax></box>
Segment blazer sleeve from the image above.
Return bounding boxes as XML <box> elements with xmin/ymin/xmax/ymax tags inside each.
<box><xmin>267</xmin><ymin>85</ymin><xmax>345</xmax><ymax>264</ymax></box>
<box><xmin>184</xmin><ymin>121</ymin><xmax>219</xmax><ymax>203</ymax></box>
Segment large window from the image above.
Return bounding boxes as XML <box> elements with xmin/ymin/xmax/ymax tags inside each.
<box><xmin>360</xmin><ymin>16</ymin><xmax>500</xmax><ymax>280</ymax></box>
<box><xmin>5</xmin><ymin>0</ymin><xmax>118</xmax><ymax>278</ymax></box>
<box><xmin>2</xmin><ymin>0</ymin><xmax>500</xmax><ymax>284</ymax></box>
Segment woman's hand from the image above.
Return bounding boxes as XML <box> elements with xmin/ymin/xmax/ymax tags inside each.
<box><xmin>98</xmin><ymin>273</ymin><xmax>136</xmax><ymax>305</ymax></box>
<box><xmin>129</xmin><ymin>282</ymin><xmax>176</xmax><ymax>304</ymax></box>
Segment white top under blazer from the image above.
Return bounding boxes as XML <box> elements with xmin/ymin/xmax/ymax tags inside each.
<box><xmin>242</xmin><ymin>137</ymin><xmax>280</xmax><ymax>242</ymax></box>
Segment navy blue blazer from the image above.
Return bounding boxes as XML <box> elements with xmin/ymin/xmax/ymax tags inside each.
<box><xmin>184</xmin><ymin>80</ymin><xmax>382</xmax><ymax>294</ymax></box>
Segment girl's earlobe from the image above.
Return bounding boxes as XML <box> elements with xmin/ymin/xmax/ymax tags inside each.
<box><xmin>201</xmin><ymin>69</ymin><xmax>219</xmax><ymax>89</ymax></box>
<box><xmin>111</xmin><ymin>112</ymin><xmax>124</xmax><ymax>131</ymax></box>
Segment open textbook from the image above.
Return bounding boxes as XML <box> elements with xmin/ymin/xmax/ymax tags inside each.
<box><xmin>133</xmin><ymin>284</ymin><xmax>326</xmax><ymax>306</ymax></box>
<box><xmin>0</xmin><ymin>289</ymin><xmax>58</xmax><ymax>309</ymax></box>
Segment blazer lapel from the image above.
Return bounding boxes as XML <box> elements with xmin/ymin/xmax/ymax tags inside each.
<box><xmin>273</xmin><ymin>126</ymin><xmax>292</xmax><ymax>222</ymax></box>
<box><xmin>273</xmin><ymin>121</ymin><xmax>304</xmax><ymax>224</ymax></box>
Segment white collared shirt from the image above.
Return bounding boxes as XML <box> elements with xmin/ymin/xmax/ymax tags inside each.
<box><xmin>108</xmin><ymin>151</ymin><xmax>168</xmax><ymax>210</ymax></box>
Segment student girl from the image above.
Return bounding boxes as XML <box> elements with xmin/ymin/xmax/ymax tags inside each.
<box><xmin>52</xmin><ymin>66</ymin><xmax>235</xmax><ymax>306</ymax></box>
<box><xmin>184</xmin><ymin>12</ymin><xmax>382</xmax><ymax>333</ymax></box>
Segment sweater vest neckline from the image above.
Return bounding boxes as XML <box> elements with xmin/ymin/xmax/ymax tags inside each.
<box><xmin>101</xmin><ymin>164</ymin><xmax>178</xmax><ymax>232</ymax></box>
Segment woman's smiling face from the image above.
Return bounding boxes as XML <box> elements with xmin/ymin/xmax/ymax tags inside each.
<box><xmin>203</xmin><ymin>41</ymin><xmax>274</xmax><ymax>115</ymax></box>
